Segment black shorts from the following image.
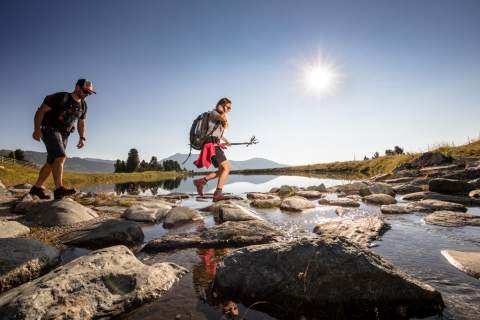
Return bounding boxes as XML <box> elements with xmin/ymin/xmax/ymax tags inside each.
<box><xmin>211</xmin><ymin>146</ymin><xmax>227</xmax><ymax>168</ymax></box>
<box><xmin>41</xmin><ymin>127</ymin><xmax>69</xmax><ymax>164</ymax></box>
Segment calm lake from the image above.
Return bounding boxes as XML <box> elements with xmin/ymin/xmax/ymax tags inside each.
<box><xmin>80</xmin><ymin>174</ymin><xmax>480</xmax><ymax>320</ymax></box>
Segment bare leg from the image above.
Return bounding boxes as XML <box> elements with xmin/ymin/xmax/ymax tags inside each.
<box><xmin>205</xmin><ymin>171</ymin><xmax>218</xmax><ymax>181</ymax></box>
<box><xmin>216</xmin><ymin>160</ymin><xmax>230</xmax><ymax>189</ymax></box>
<box><xmin>51</xmin><ymin>156</ymin><xmax>66</xmax><ymax>189</ymax></box>
<box><xmin>34</xmin><ymin>163</ymin><xmax>52</xmax><ymax>188</ymax></box>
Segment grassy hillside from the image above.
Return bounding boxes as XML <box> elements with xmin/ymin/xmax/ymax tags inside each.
<box><xmin>233</xmin><ymin>140</ymin><xmax>480</xmax><ymax>176</ymax></box>
<box><xmin>0</xmin><ymin>163</ymin><xmax>181</xmax><ymax>187</ymax></box>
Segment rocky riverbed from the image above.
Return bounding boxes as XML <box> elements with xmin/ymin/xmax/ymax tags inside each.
<box><xmin>0</xmin><ymin>152</ymin><xmax>479</xmax><ymax>319</ymax></box>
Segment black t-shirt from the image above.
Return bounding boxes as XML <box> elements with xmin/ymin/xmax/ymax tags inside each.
<box><xmin>41</xmin><ymin>92</ymin><xmax>87</xmax><ymax>133</ymax></box>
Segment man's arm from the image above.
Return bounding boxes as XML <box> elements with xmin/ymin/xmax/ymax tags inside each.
<box><xmin>77</xmin><ymin>119</ymin><xmax>86</xmax><ymax>149</ymax></box>
<box><xmin>32</xmin><ymin>103</ymin><xmax>51</xmax><ymax>141</ymax></box>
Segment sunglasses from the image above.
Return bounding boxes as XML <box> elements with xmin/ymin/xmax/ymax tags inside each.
<box><xmin>81</xmin><ymin>88</ymin><xmax>92</xmax><ymax>95</ymax></box>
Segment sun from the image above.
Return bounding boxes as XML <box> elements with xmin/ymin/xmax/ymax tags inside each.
<box><xmin>302</xmin><ymin>54</ymin><xmax>340</xmax><ymax>97</ymax></box>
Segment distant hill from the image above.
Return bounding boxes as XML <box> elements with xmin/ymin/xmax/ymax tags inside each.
<box><xmin>161</xmin><ymin>153</ymin><xmax>287</xmax><ymax>171</ymax></box>
<box><xmin>0</xmin><ymin>150</ymin><xmax>115</xmax><ymax>173</ymax></box>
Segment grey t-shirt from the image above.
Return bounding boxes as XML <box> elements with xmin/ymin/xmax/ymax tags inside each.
<box><xmin>207</xmin><ymin>110</ymin><xmax>225</xmax><ymax>139</ymax></box>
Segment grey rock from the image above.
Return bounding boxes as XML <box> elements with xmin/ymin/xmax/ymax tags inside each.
<box><xmin>318</xmin><ymin>198</ymin><xmax>360</xmax><ymax>207</ymax></box>
<box><xmin>122</xmin><ymin>204</ymin><xmax>171</xmax><ymax>223</ymax></box>
<box><xmin>395</xmin><ymin>151</ymin><xmax>452</xmax><ymax>171</ymax></box>
<box><xmin>218</xmin><ymin>204</ymin><xmax>262</xmax><ymax>222</ymax></box>
<box><xmin>269</xmin><ymin>187</ymin><xmax>280</xmax><ymax>193</ymax></box>
<box><xmin>410</xmin><ymin>177</ymin><xmax>431</xmax><ymax>186</ymax></box>
<box><xmin>381</xmin><ymin>203</ymin><xmax>417</xmax><ymax>214</ymax></box>
<box><xmin>0</xmin><ymin>238</ymin><xmax>60</xmax><ymax>293</ymax></box>
<box><xmin>363</xmin><ymin>193</ymin><xmax>397</xmax><ymax>205</ymax></box>
<box><xmin>313</xmin><ymin>216</ymin><xmax>388</xmax><ymax>247</ymax></box>
<box><xmin>214</xmin><ymin>237</ymin><xmax>444</xmax><ymax>319</ymax></box>
<box><xmin>246</xmin><ymin>192</ymin><xmax>279</xmax><ymax>200</ymax></box>
<box><xmin>441</xmin><ymin>167</ymin><xmax>480</xmax><ymax>180</ymax></box>
<box><xmin>424</xmin><ymin>211</ymin><xmax>480</xmax><ymax>226</ymax></box>
<box><xmin>25</xmin><ymin>198</ymin><xmax>98</xmax><ymax>227</ymax></box>
<box><xmin>429</xmin><ymin>178</ymin><xmax>473</xmax><ymax>195</ymax></box>
<box><xmin>402</xmin><ymin>191</ymin><xmax>480</xmax><ymax>206</ymax></box>
<box><xmin>470</xmin><ymin>189</ymin><xmax>480</xmax><ymax>198</ymax></box>
<box><xmin>441</xmin><ymin>250</ymin><xmax>480</xmax><ymax>279</ymax></box>
<box><xmin>250</xmin><ymin>198</ymin><xmax>282</xmax><ymax>209</ymax></box>
<box><xmin>0</xmin><ymin>246</ymin><xmax>187</xmax><ymax>320</ymax></box>
<box><xmin>60</xmin><ymin>219</ymin><xmax>144</xmax><ymax>249</ymax></box>
<box><xmin>143</xmin><ymin>220</ymin><xmax>283</xmax><ymax>252</ymax></box>
<box><xmin>367</xmin><ymin>182</ymin><xmax>395</xmax><ymax>196</ymax></box>
<box><xmin>277</xmin><ymin>185</ymin><xmax>296</xmax><ymax>198</ymax></box>
<box><xmin>335</xmin><ymin>182</ymin><xmax>369</xmax><ymax>195</ymax></box>
<box><xmin>306</xmin><ymin>183</ymin><xmax>327</xmax><ymax>192</ymax></box>
<box><xmin>13</xmin><ymin>194</ymin><xmax>43</xmax><ymax>214</ymax></box>
<box><xmin>294</xmin><ymin>190</ymin><xmax>324</xmax><ymax>199</ymax></box>
<box><xmin>280</xmin><ymin>196</ymin><xmax>316</xmax><ymax>212</ymax></box>
<box><xmin>163</xmin><ymin>206</ymin><xmax>203</xmax><ymax>228</ymax></box>
<box><xmin>414</xmin><ymin>199</ymin><xmax>467</xmax><ymax>213</ymax></box>
<box><xmin>199</xmin><ymin>199</ymin><xmax>250</xmax><ymax>214</ymax></box>
<box><xmin>393</xmin><ymin>184</ymin><xmax>424</xmax><ymax>194</ymax></box>
<box><xmin>384</xmin><ymin>177</ymin><xmax>416</xmax><ymax>184</ymax></box>
<box><xmin>0</xmin><ymin>221</ymin><xmax>30</xmax><ymax>238</ymax></box>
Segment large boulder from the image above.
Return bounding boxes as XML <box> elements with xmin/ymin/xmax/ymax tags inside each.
<box><xmin>441</xmin><ymin>250</ymin><xmax>480</xmax><ymax>279</ymax></box>
<box><xmin>318</xmin><ymin>198</ymin><xmax>360</xmax><ymax>207</ymax></box>
<box><xmin>250</xmin><ymin>198</ymin><xmax>282</xmax><ymax>209</ymax></box>
<box><xmin>277</xmin><ymin>185</ymin><xmax>296</xmax><ymax>198</ymax></box>
<box><xmin>218</xmin><ymin>204</ymin><xmax>262</xmax><ymax>222</ymax></box>
<box><xmin>122</xmin><ymin>204</ymin><xmax>170</xmax><ymax>223</ymax></box>
<box><xmin>393</xmin><ymin>184</ymin><xmax>424</xmax><ymax>194</ymax></box>
<box><xmin>366</xmin><ymin>182</ymin><xmax>395</xmax><ymax>197</ymax></box>
<box><xmin>25</xmin><ymin>198</ymin><xmax>98</xmax><ymax>227</ymax></box>
<box><xmin>424</xmin><ymin>211</ymin><xmax>480</xmax><ymax>227</ymax></box>
<box><xmin>143</xmin><ymin>220</ymin><xmax>284</xmax><ymax>253</ymax></box>
<box><xmin>428</xmin><ymin>178</ymin><xmax>473</xmax><ymax>195</ymax></box>
<box><xmin>414</xmin><ymin>199</ymin><xmax>466</xmax><ymax>213</ymax></box>
<box><xmin>280</xmin><ymin>196</ymin><xmax>315</xmax><ymax>212</ymax></box>
<box><xmin>0</xmin><ymin>221</ymin><xmax>30</xmax><ymax>238</ymax></box>
<box><xmin>214</xmin><ymin>237</ymin><xmax>444</xmax><ymax>319</ymax></box>
<box><xmin>60</xmin><ymin>220</ymin><xmax>144</xmax><ymax>249</ymax></box>
<box><xmin>313</xmin><ymin>216</ymin><xmax>388</xmax><ymax>247</ymax></box>
<box><xmin>335</xmin><ymin>182</ymin><xmax>369</xmax><ymax>195</ymax></box>
<box><xmin>0</xmin><ymin>238</ymin><xmax>60</xmax><ymax>293</ymax></box>
<box><xmin>0</xmin><ymin>246</ymin><xmax>187</xmax><ymax>319</ymax></box>
<box><xmin>395</xmin><ymin>152</ymin><xmax>452</xmax><ymax>171</ymax></box>
<box><xmin>163</xmin><ymin>206</ymin><xmax>203</xmax><ymax>228</ymax></box>
<box><xmin>363</xmin><ymin>193</ymin><xmax>397</xmax><ymax>205</ymax></box>
<box><xmin>402</xmin><ymin>191</ymin><xmax>480</xmax><ymax>206</ymax></box>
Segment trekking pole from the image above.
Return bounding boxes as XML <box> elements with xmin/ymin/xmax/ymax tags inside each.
<box><xmin>228</xmin><ymin>135</ymin><xmax>259</xmax><ymax>146</ymax></box>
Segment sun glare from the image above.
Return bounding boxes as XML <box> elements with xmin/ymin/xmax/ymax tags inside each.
<box><xmin>302</xmin><ymin>54</ymin><xmax>340</xmax><ymax>97</ymax></box>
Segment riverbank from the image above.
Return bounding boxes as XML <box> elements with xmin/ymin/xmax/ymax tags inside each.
<box><xmin>0</xmin><ymin>163</ymin><xmax>182</xmax><ymax>187</ymax></box>
<box><xmin>233</xmin><ymin>140</ymin><xmax>480</xmax><ymax>176</ymax></box>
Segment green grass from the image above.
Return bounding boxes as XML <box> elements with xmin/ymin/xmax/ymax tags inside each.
<box><xmin>0</xmin><ymin>163</ymin><xmax>182</xmax><ymax>187</ymax></box>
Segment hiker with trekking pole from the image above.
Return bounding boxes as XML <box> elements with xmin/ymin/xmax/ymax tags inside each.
<box><xmin>187</xmin><ymin>97</ymin><xmax>258</xmax><ymax>202</ymax></box>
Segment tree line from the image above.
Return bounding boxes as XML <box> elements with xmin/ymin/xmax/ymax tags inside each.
<box><xmin>114</xmin><ymin>148</ymin><xmax>185</xmax><ymax>173</ymax></box>
<box><xmin>4</xmin><ymin>149</ymin><xmax>25</xmax><ymax>161</ymax></box>
<box><xmin>364</xmin><ymin>146</ymin><xmax>404</xmax><ymax>161</ymax></box>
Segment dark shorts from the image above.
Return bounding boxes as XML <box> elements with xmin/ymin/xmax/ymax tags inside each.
<box><xmin>41</xmin><ymin>127</ymin><xmax>68</xmax><ymax>164</ymax></box>
<box><xmin>211</xmin><ymin>146</ymin><xmax>227</xmax><ymax>168</ymax></box>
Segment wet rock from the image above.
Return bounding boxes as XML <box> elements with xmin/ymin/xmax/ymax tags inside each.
<box><xmin>318</xmin><ymin>198</ymin><xmax>360</xmax><ymax>207</ymax></box>
<box><xmin>424</xmin><ymin>211</ymin><xmax>480</xmax><ymax>227</ymax></box>
<box><xmin>402</xmin><ymin>191</ymin><xmax>480</xmax><ymax>206</ymax></box>
<box><xmin>0</xmin><ymin>238</ymin><xmax>60</xmax><ymax>293</ymax></box>
<box><xmin>0</xmin><ymin>246</ymin><xmax>187</xmax><ymax>319</ymax></box>
<box><xmin>363</xmin><ymin>193</ymin><xmax>397</xmax><ymax>205</ymax></box>
<box><xmin>469</xmin><ymin>189</ymin><xmax>480</xmax><ymax>198</ymax></box>
<box><xmin>218</xmin><ymin>204</ymin><xmax>262</xmax><ymax>222</ymax></box>
<box><xmin>294</xmin><ymin>190</ymin><xmax>324</xmax><ymax>199</ymax></box>
<box><xmin>306</xmin><ymin>183</ymin><xmax>327</xmax><ymax>192</ymax></box>
<box><xmin>163</xmin><ymin>206</ymin><xmax>203</xmax><ymax>228</ymax></box>
<box><xmin>335</xmin><ymin>182</ymin><xmax>369</xmax><ymax>195</ymax></box>
<box><xmin>384</xmin><ymin>177</ymin><xmax>416</xmax><ymax>184</ymax></box>
<box><xmin>143</xmin><ymin>220</ymin><xmax>284</xmax><ymax>252</ymax></box>
<box><xmin>246</xmin><ymin>192</ymin><xmax>278</xmax><ymax>200</ymax></box>
<box><xmin>122</xmin><ymin>204</ymin><xmax>171</xmax><ymax>223</ymax></box>
<box><xmin>60</xmin><ymin>220</ymin><xmax>144</xmax><ymax>249</ymax></box>
<box><xmin>414</xmin><ymin>200</ymin><xmax>467</xmax><ymax>213</ymax></box>
<box><xmin>441</xmin><ymin>250</ymin><xmax>480</xmax><ymax>279</ymax></box>
<box><xmin>280</xmin><ymin>196</ymin><xmax>316</xmax><ymax>212</ymax></box>
<box><xmin>250</xmin><ymin>198</ymin><xmax>282</xmax><ymax>209</ymax></box>
<box><xmin>381</xmin><ymin>203</ymin><xmax>417</xmax><ymax>214</ymax></box>
<box><xmin>313</xmin><ymin>216</ymin><xmax>388</xmax><ymax>247</ymax></box>
<box><xmin>393</xmin><ymin>184</ymin><xmax>424</xmax><ymax>194</ymax></box>
<box><xmin>429</xmin><ymin>178</ymin><xmax>473</xmax><ymax>195</ymax></box>
<box><xmin>214</xmin><ymin>236</ymin><xmax>444</xmax><ymax>319</ymax></box>
<box><xmin>277</xmin><ymin>185</ymin><xmax>296</xmax><ymax>197</ymax></box>
<box><xmin>25</xmin><ymin>198</ymin><xmax>98</xmax><ymax>227</ymax></box>
<box><xmin>0</xmin><ymin>220</ymin><xmax>30</xmax><ymax>238</ymax></box>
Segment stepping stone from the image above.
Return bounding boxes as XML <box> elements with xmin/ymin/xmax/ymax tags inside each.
<box><xmin>380</xmin><ymin>203</ymin><xmax>416</xmax><ymax>214</ymax></box>
<box><xmin>441</xmin><ymin>250</ymin><xmax>480</xmax><ymax>279</ymax></box>
<box><xmin>319</xmin><ymin>198</ymin><xmax>360</xmax><ymax>207</ymax></box>
<box><xmin>0</xmin><ymin>220</ymin><xmax>30</xmax><ymax>238</ymax></box>
<box><xmin>280</xmin><ymin>196</ymin><xmax>315</xmax><ymax>212</ymax></box>
<box><xmin>363</xmin><ymin>194</ymin><xmax>397</xmax><ymax>205</ymax></box>
<box><xmin>163</xmin><ymin>206</ymin><xmax>203</xmax><ymax>228</ymax></box>
<box><xmin>424</xmin><ymin>211</ymin><xmax>480</xmax><ymax>227</ymax></box>
<box><xmin>25</xmin><ymin>198</ymin><xmax>98</xmax><ymax>227</ymax></box>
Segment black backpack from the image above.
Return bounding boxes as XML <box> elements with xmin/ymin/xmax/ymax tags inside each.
<box><xmin>182</xmin><ymin>112</ymin><xmax>221</xmax><ymax>164</ymax></box>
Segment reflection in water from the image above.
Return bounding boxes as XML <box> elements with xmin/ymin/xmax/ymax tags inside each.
<box><xmin>114</xmin><ymin>177</ymin><xmax>186</xmax><ymax>195</ymax></box>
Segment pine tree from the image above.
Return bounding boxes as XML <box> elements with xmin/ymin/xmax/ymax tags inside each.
<box><xmin>126</xmin><ymin>148</ymin><xmax>140</xmax><ymax>172</ymax></box>
<box><xmin>14</xmin><ymin>149</ymin><xmax>25</xmax><ymax>161</ymax></box>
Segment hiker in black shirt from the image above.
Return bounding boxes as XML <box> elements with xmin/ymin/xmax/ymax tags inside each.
<box><xmin>30</xmin><ymin>79</ymin><xmax>96</xmax><ymax>200</ymax></box>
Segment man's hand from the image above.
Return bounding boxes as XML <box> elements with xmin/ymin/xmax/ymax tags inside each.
<box><xmin>77</xmin><ymin>139</ymin><xmax>85</xmax><ymax>149</ymax></box>
<box><xmin>32</xmin><ymin>130</ymin><xmax>42</xmax><ymax>141</ymax></box>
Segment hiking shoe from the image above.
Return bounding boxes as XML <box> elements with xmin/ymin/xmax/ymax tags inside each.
<box><xmin>54</xmin><ymin>186</ymin><xmax>77</xmax><ymax>200</ymax></box>
<box><xmin>193</xmin><ymin>178</ymin><xmax>207</xmax><ymax>196</ymax></box>
<box><xmin>29</xmin><ymin>186</ymin><xmax>51</xmax><ymax>200</ymax></box>
<box><xmin>213</xmin><ymin>190</ymin><xmax>227</xmax><ymax>202</ymax></box>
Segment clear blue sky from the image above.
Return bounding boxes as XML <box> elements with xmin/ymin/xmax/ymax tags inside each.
<box><xmin>1</xmin><ymin>0</ymin><xmax>479</xmax><ymax>165</ymax></box>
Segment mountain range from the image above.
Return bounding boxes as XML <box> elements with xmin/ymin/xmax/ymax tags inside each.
<box><xmin>0</xmin><ymin>150</ymin><xmax>287</xmax><ymax>173</ymax></box>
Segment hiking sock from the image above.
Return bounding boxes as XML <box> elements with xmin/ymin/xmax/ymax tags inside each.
<box><xmin>202</xmin><ymin>178</ymin><xmax>208</xmax><ymax>183</ymax></box>
<box><xmin>215</xmin><ymin>188</ymin><xmax>222</xmax><ymax>193</ymax></box>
